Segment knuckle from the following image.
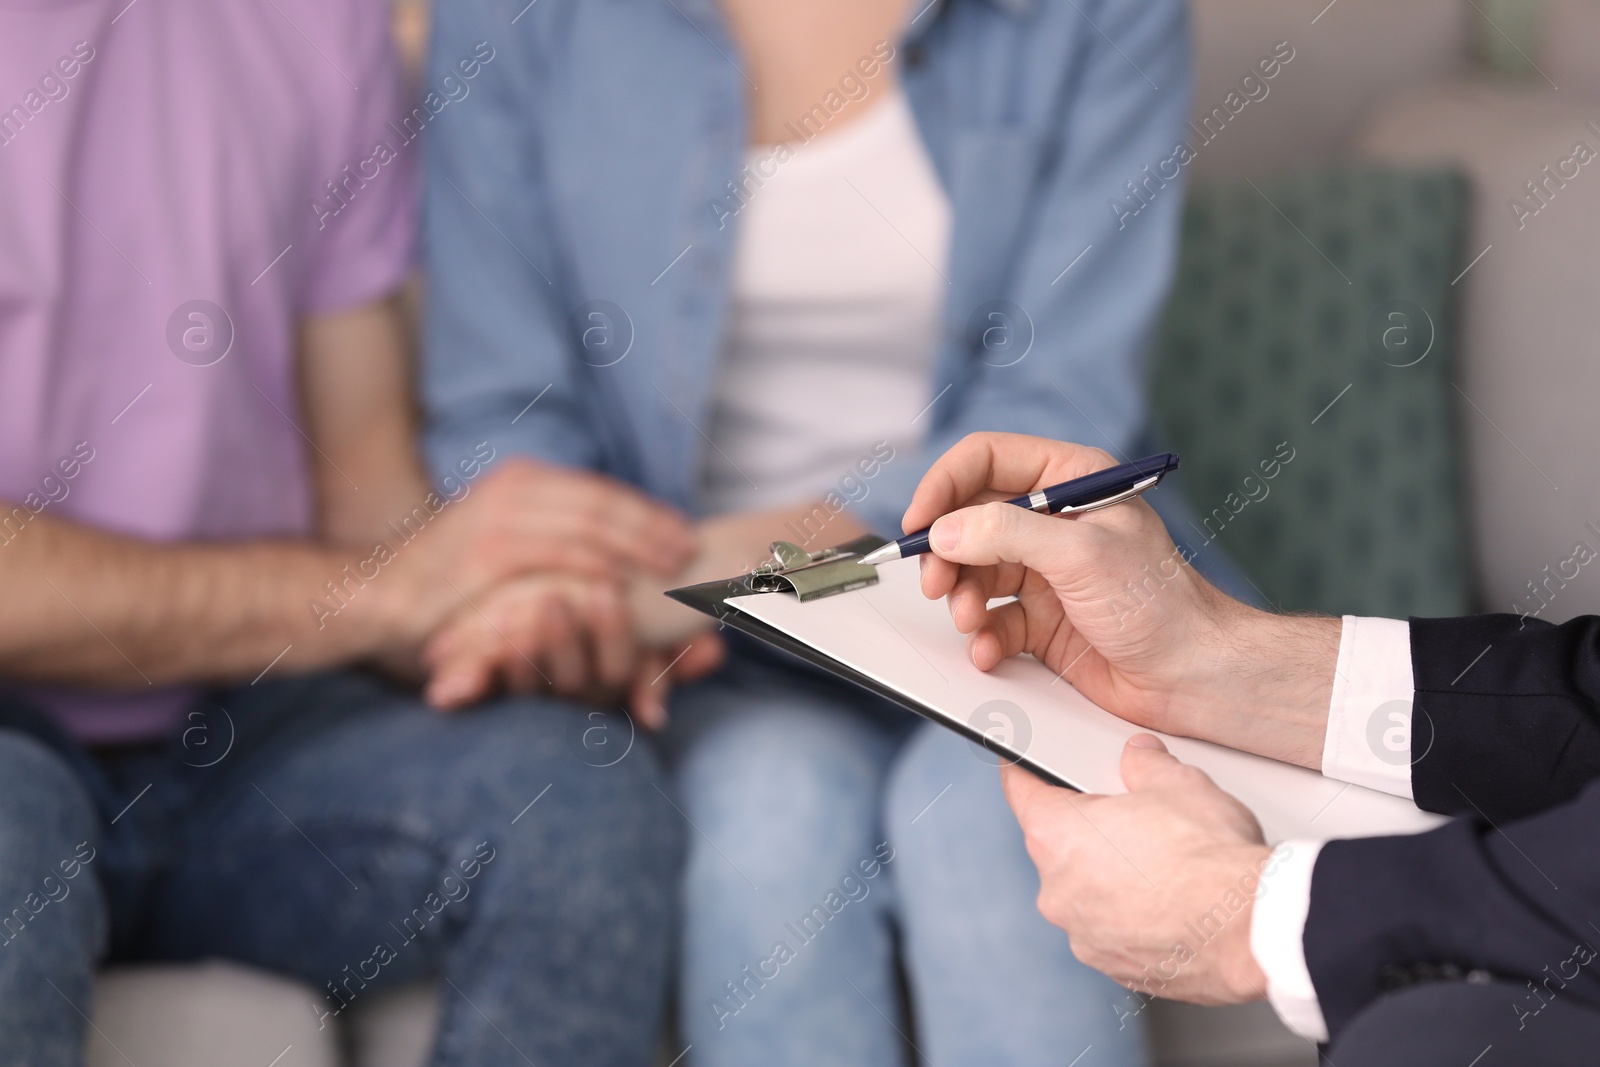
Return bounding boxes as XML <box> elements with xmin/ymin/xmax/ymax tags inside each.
<box><xmin>973</xmin><ymin>500</ymin><xmax>1015</xmax><ymax>537</ymax></box>
<box><xmin>1020</xmin><ymin>823</ymin><xmax>1057</xmax><ymax>864</ymax></box>
<box><xmin>494</xmin><ymin>456</ymin><xmax>537</xmax><ymax>488</ymax></box>
<box><xmin>590</xmin><ymin>582</ymin><xmax>622</xmax><ymax>618</ymax></box>
<box><xmin>957</xmin><ymin>430</ymin><xmax>992</xmax><ymax>452</ymax></box>
<box><xmin>577</xmin><ymin>493</ymin><xmax>605</xmax><ymax>525</ymax></box>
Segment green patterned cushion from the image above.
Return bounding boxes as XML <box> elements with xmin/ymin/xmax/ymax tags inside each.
<box><xmin>1153</xmin><ymin>168</ymin><xmax>1473</xmax><ymax>618</ymax></box>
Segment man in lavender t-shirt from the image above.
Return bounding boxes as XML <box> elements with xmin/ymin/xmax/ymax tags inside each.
<box><xmin>0</xmin><ymin>2</ymin><xmax>708</xmax><ymax>1062</ymax></box>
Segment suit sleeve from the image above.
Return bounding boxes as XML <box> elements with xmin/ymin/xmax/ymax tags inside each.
<box><xmin>1409</xmin><ymin>614</ymin><xmax>1600</xmax><ymax>820</ymax></box>
<box><xmin>1305</xmin><ymin>781</ymin><xmax>1600</xmax><ymax>1041</ymax></box>
<box><xmin>1299</xmin><ymin>613</ymin><xmax>1600</xmax><ymax>1041</ymax></box>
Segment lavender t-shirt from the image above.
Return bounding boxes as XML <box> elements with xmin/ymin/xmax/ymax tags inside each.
<box><xmin>0</xmin><ymin>0</ymin><xmax>416</xmax><ymax>742</ymax></box>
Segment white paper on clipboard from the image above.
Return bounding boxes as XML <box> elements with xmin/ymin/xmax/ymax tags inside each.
<box><xmin>729</xmin><ymin>558</ymin><xmax>1444</xmax><ymax>844</ymax></box>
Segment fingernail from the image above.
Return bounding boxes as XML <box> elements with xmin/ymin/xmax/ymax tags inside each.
<box><xmin>930</xmin><ymin>516</ymin><xmax>961</xmax><ymax>553</ymax></box>
<box><xmin>949</xmin><ymin>594</ymin><xmax>965</xmax><ymax>615</ymax></box>
<box><xmin>1128</xmin><ymin>734</ymin><xmax>1163</xmax><ymax>750</ymax></box>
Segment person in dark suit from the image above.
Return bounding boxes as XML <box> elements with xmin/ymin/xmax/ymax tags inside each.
<box><xmin>901</xmin><ymin>431</ymin><xmax>1600</xmax><ymax>1064</ymax></box>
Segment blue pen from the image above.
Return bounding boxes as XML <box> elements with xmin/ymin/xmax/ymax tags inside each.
<box><xmin>856</xmin><ymin>452</ymin><xmax>1181</xmax><ymax>566</ymax></box>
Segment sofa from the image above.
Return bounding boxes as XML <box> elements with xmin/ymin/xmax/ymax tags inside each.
<box><xmin>82</xmin><ymin>1</ymin><xmax>1600</xmax><ymax>1065</ymax></box>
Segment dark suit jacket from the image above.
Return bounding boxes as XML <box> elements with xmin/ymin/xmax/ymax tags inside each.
<box><xmin>1304</xmin><ymin>613</ymin><xmax>1600</xmax><ymax>1040</ymax></box>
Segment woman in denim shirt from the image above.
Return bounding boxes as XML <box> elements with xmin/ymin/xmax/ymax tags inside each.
<box><xmin>422</xmin><ymin>0</ymin><xmax>1215</xmax><ymax>1062</ymax></box>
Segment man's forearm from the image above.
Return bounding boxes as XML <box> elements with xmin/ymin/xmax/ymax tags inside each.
<box><xmin>0</xmin><ymin>512</ymin><xmax>426</xmax><ymax>688</ymax></box>
<box><xmin>1183</xmin><ymin>604</ymin><xmax>1340</xmax><ymax>771</ymax></box>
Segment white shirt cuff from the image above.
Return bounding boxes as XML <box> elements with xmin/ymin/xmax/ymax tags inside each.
<box><xmin>1321</xmin><ymin>616</ymin><xmax>1415</xmax><ymax>799</ymax></box>
<box><xmin>1251</xmin><ymin>840</ymin><xmax>1328</xmax><ymax>1042</ymax></box>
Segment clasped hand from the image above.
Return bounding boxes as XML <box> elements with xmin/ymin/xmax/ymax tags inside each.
<box><xmin>393</xmin><ymin>457</ymin><xmax>723</xmax><ymax>725</ymax></box>
<box><xmin>394</xmin><ymin>458</ymin><xmax>855</xmax><ymax>726</ymax></box>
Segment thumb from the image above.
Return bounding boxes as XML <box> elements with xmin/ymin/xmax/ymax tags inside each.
<box><xmin>929</xmin><ymin>501</ymin><xmax>1081</xmax><ymax>573</ymax></box>
<box><xmin>1000</xmin><ymin>763</ymin><xmax>1080</xmax><ymax>838</ymax></box>
<box><xmin>1119</xmin><ymin>733</ymin><xmax>1188</xmax><ymax>792</ymax></box>
<box><xmin>1000</xmin><ymin>761</ymin><xmax>1057</xmax><ymax>816</ymax></box>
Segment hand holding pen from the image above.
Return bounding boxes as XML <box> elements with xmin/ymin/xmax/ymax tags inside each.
<box><xmin>860</xmin><ymin>451</ymin><xmax>1179</xmax><ymax>566</ymax></box>
<box><xmin>900</xmin><ymin>431</ymin><xmax>1331</xmax><ymax>771</ymax></box>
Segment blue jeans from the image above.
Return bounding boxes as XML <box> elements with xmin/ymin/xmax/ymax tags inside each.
<box><xmin>0</xmin><ymin>671</ymin><xmax>681</xmax><ymax>1067</ymax></box>
<box><xmin>664</xmin><ymin>656</ymin><xmax>1149</xmax><ymax>1067</ymax></box>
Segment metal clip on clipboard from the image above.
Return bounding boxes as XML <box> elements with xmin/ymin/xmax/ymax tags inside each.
<box><xmin>748</xmin><ymin>541</ymin><xmax>879</xmax><ymax>602</ymax></box>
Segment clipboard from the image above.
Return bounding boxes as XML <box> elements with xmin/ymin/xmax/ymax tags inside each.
<box><xmin>669</xmin><ymin>534</ymin><xmax>887</xmax><ymax>649</ymax></box>
<box><xmin>669</xmin><ymin>535</ymin><xmax>1446</xmax><ymax>844</ymax></box>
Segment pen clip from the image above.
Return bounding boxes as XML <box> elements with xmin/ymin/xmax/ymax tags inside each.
<box><xmin>1054</xmin><ymin>473</ymin><xmax>1161</xmax><ymax>516</ymax></box>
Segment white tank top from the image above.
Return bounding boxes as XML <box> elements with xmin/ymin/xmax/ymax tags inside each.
<box><xmin>699</xmin><ymin>88</ymin><xmax>952</xmax><ymax>514</ymax></box>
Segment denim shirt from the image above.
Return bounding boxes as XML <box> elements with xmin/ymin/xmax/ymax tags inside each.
<box><xmin>422</xmin><ymin>0</ymin><xmax>1190</xmax><ymax>535</ymax></box>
